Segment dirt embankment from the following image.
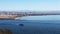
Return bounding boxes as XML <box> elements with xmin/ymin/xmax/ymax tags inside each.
<box><xmin>0</xmin><ymin>15</ymin><xmax>18</xmax><ymax>20</ymax></box>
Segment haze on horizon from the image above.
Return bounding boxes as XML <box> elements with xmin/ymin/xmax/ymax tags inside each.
<box><xmin>0</xmin><ymin>0</ymin><xmax>60</xmax><ymax>11</ymax></box>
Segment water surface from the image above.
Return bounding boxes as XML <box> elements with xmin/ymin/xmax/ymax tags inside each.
<box><xmin>0</xmin><ymin>15</ymin><xmax>60</xmax><ymax>34</ymax></box>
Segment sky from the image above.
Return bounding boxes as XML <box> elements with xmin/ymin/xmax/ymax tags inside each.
<box><xmin>0</xmin><ymin>0</ymin><xmax>60</xmax><ymax>11</ymax></box>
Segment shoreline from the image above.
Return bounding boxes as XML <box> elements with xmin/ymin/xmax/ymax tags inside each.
<box><xmin>0</xmin><ymin>15</ymin><xmax>19</xmax><ymax>20</ymax></box>
<box><xmin>0</xmin><ymin>18</ymin><xmax>15</xmax><ymax>20</ymax></box>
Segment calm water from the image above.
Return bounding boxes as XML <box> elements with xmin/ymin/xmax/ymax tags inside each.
<box><xmin>20</xmin><ymin>15</ymin><xmax>60</xmax><ymax>20</ymax></box>
<box><xmin>0</xmin><ymin>15</ymin><xmax>60</xmax><ymax>34</ymax></box>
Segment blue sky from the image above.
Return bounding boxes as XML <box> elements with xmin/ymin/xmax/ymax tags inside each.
<box><xmin>0</xmin><ymin>0</ymin><xmax>60</xmax><ymax>11</ymax></box>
